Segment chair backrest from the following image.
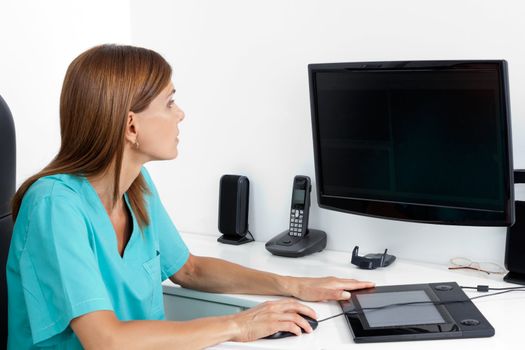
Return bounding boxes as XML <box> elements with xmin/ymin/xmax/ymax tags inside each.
<box><xmin>0</xmin><ymin>94</ymin><xmax>16</xmax><ymax>346</ymax></box>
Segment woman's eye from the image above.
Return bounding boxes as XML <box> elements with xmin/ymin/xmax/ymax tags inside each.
<box><xmin>168</xmin><ymin>99</ymin><xmax>175</xmax><ymax>107</ymax></box>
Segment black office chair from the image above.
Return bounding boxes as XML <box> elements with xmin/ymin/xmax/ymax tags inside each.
<box><xmin>0</xmin><ymin>94</ymin><xmax>16</xmax><ymax>347</ymax></box>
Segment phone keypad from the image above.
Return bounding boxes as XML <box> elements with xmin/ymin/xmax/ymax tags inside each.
<box><xmin>289</xmin><ymin>209</ymin><xmax>304</xmax><ymax>236</ymax></box>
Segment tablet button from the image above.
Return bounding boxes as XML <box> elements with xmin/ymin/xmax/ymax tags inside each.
<box><xmin>434</xmin><ymin>284</ymin><xmax>454</xmax><ymax>291</ymax></box>
<box><xmin>460</xmin><ymin>319</ymin><xmax>480</xmax><ymax>326</ymax></box>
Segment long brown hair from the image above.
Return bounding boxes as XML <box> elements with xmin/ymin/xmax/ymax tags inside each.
<box><xmin>11</xmin><ymin>44</ymin><xmax>172</xmax><ymax>228</ymax></box>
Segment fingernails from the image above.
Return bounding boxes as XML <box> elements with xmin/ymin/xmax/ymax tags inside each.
<box><xmin>342</xmin><ymin>291</ymin><xmax>351</xmax><ymax>299</ymax></box>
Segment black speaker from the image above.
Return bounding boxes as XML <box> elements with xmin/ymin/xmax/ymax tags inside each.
<box><xmin>217</xmin><ymin>175</ymin><xmax>254</xmax><ymax>245</ymax></box>
<box><xmin>504</xmin><ymin>200</ymin><xmax>525</xmax><ymax>285</ymax></box>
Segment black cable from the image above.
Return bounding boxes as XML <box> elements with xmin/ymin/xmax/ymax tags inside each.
<box><xmin>469</xmin><ymin>289</ymin><xmax>525</xmax><ymax>300</ymax></box>
<box><xmin>460</xmin><ymin>285</ymin><xmax>525</xmax><ymax>292</ymax></box>
<box><xmin>318</xmin><ymin>312</ymin><xmax>346</xmax><ymax>323</ymax></box>
<box><xmin>317</xmin><ymin>285</ymin><xmax>525</xmax><ymax>324</ymax></box>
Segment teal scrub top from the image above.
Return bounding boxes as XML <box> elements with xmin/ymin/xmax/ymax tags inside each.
<box><xmin>6</xmin><ymin>167</ymin><xmax>190</xmax><ymax>349</ymax></box>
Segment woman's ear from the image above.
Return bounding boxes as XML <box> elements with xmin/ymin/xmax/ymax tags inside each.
<box><xmin>125</xmin><ymin>112</ymin><xmax>139</xmax><ymax>145</ymax></box>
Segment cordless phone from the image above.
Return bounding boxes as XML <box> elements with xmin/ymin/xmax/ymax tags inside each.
<box><xmin>265</xmin><ymin>174</ymin><xmax>326</xmax><ymax>257</ymax></box>
<box><xmin>288</xmin><ymin>176</ymin><xmax>311</xmax><ymax>237</ymax></box>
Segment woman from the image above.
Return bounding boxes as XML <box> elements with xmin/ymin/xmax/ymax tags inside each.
<box><xmin>7</xmin><ymin>44</ymin><xmax>373</xmax><ymax>349</ymax></box>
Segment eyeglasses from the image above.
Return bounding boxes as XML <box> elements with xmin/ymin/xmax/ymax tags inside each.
<box><xmin>448</xmin><ymin>257</ymin><xmax>506</xmax><ymax>275</ymax></box>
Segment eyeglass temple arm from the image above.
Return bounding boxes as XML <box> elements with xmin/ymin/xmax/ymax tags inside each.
<box><xmin>448</xmin><ymin>266</ymin><xmax>491</xmax><ymax>274</ymax></box>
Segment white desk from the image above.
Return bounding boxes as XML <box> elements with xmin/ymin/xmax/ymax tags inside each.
<box><xmin>162</xmin><ymin>232</ymin><xmax>524</xmax><ymax>349</ymax></box>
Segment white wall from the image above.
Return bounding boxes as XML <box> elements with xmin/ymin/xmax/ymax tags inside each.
<box><xmin>0</xmin><ymin>0</ymin><xmax>132</xmax><ymax>182</ymax></box>
<box><xmin>3</xmin><ymin>1</ymin><xmax>524</xmax><ymax>266</ymax></box>
<box><xmin>130</xmin><ymin>0</ymin><xmax>525</xmax><ymax>265</ymax></box>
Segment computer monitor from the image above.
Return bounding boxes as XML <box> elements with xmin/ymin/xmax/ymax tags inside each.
<box><xmin>308</xmin><ymin>60</ymin><xmax>514</xmax><ymax>226</ymax></box>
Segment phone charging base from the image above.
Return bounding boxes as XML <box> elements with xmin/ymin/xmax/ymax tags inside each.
<box><xmin>265</xmin><ymin>229</ymin><xmax>327</xmax><ymax>258</ymax></box>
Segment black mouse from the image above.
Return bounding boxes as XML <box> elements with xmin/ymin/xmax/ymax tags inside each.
<box><xmin>264</xmin><ymin>314</ymin><xmax>318</xmax><ymax>339</ymax></box>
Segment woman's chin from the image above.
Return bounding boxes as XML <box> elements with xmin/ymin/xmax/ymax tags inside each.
<box><xmin>169</xmin><ymin>148</ymin><xmax>179</xmax><ymax>160</ymax></box>
<box><xmin>148</xmin><ymin>149</ymin><xmax>179</xmax><ymax>162</ymax></box>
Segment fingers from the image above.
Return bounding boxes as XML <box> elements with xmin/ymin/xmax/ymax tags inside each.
<box><xmin>323</xmin><ymin>280</ymin><xmax>375</xmax><ymax>301</ymax></box>
<box><xmin>256</xmin><ymin>299</ymin><xmax>317</xmax><ymax>335</ymax></box>
<box><xmin>343</xmin><ymin>280</ymin><xmax>375</xmax><ymax>291</ymax></box>
<box><xmin>311</xmin><ymin>287</ymin><xmax>350</xmax><ymax>301</ymax></box>
<box><xmin>280</xmin><ymin>322</ymin><xmax>303</xmax><ymax>337</ymax></box>
<box><xmin>321</xmin><ymin>277</ymin><xmax>375</xmax><ymax>291</ymax></box>
<box><xmin>296</xmin><ymin>277</ymin><xmax>376</xmax><ymax>302</ymax></box>
<box><xmin>261</xmin><ymin>299</ymin><xmax>317</xmax><ymax>320</ymax></box>
<box><xmin>276</xmin><ymin>312</ymin><xmax>315</xmax><ymax>334</ymax></box>
<box><xmin>233</xmin><ymin>299</ymin><xmax>319</xmax><ymax>342</ymax></box>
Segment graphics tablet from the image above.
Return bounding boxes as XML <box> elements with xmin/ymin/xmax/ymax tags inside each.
<box><xmin>338</xmin><ymin>282</ymin><xmax>494</xmax><ymax>343</ymax></box>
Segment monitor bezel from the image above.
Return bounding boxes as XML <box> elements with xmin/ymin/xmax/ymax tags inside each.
<box><xmin>308</xmin><ymin>60</ymin><xmax>514</xmax><ymax>226</ymax></box>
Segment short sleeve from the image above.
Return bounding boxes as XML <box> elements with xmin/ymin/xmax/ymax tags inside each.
<box><xmin>19</xmin><ymin>195</ymin><xmax>113</xmax><ymax>346</ymax></box>
<box><xmin>142</xmin><ymin>168</ymin><xmax>190</xmax><ymax>280</ymax></box>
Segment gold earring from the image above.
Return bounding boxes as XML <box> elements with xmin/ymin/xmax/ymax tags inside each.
<box><xmin>134</xmin><ymin>139</ymin><xmax>140</xmax><ymax>149</ymax></box>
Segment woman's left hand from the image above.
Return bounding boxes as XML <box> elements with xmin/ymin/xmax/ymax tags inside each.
<box><xmin>284</xmin><ymin>276</ymin><xmax>375</xmax><ymax>302</ymax></box>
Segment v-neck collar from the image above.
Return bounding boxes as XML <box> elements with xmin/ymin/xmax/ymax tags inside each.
<box><xmin>81</xmin><ymin>175</ymin><xmax>140</xmax><ymax>260</ymax></box>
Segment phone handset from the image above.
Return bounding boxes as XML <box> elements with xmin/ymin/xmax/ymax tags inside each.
<box><xmin>265</xmin><ymin>174</ymin><xmax>326</xmax><ymax>257</ymax></box>
<box><xmin>288</xmin><ymin>175</ymin><xmax>311</xmax><ymax>237</ymax></box>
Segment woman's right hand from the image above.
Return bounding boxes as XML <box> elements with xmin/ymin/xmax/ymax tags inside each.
<box><xmin>228</xmin><ymin>298</ymin><xmax>318</xmax><ymax>342</ymax></box>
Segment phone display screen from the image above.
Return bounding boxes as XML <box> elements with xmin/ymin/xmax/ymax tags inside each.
<box><xmin>292</xmin><ymin>189</ymin><xmax>306</xmax><ymax>206</ymax></box>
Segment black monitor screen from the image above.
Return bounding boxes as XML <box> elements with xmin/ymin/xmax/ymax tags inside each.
<box><xmin>309</xmin><ymin>61</ymin><xmax>514</xmax><ymax>226</ymax></box>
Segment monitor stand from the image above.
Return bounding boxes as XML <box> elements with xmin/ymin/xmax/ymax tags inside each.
<box><xmin>265</xmin><ymin>229</ymin><xmax>327</xmax><ymax>258</ymax></box>
<box><xmin>504</xmin><ymin>171</ymin><xmax>525</xmax><ymax>285</ymax></box>
<box><xmin>504</xmin><ymin>271</ymin><xmax>525</xmax><ymax>285</ymax></box>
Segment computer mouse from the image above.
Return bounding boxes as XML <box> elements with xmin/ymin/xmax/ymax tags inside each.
<box><xmin>264</xmin><ymin>314</ymin><xmax>318</xmax><ymax>339</ymax></box>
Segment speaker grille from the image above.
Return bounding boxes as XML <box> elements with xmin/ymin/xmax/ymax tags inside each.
<box><xmin>218</xmin><ymin>175</ymin><xmax>249</xmax><ymax>235</ymax></box>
